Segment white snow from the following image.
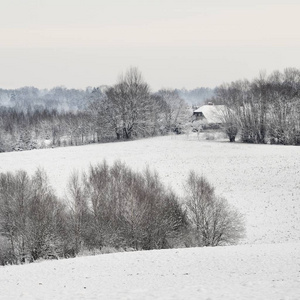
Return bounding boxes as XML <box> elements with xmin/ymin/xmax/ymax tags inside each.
<box><xmin>1</xmin><ymin>243</ymin><xmax>300</xmax><ymax>300</ymax></box>
<box><xmin>1</xmin><ymin>134</ymin><xmax>300</xmax><ymax>299</ymax></box>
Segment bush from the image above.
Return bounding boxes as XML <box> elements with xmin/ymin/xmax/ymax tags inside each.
<box><xmin>224</xmin><ymin>122</ymin><xmax>239</xmax><ymax>142</ymax></box>
<box><xmin>67</xmin><ymin>161</ymin><xmax>188</xmax><ymax>253</ymax></box>
<box><xmin>0</xmin><ymin>169</ymin><xmax>68</xmax><ymax>263</ymax></box>
<box><xmin>0</xmin><ymin>165</ymin><xmax>246</xmax><ymax>265</ymax></box>
<box><xmin>184</xmin><ymin>171</ymin><xmax>245</xmax><ymax>246</ymax></box>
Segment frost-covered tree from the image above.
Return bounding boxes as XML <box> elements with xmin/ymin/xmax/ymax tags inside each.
<box><xmin>185</xmin><ymin>171</ymin><xmax>245</xmax><ymax>246</ymax></box>
<box><xmin>155</xmin><ymin>89</ymin><xmax>188</xmax><ymax>134</ymax></box>
<box><xmin>73</xmin><ymin>161</ymin><xmax>188</xmax><ymax>250</ymax></box>
<box><xmin>214</xmin><ymin>68</ymin><xmax>300</xmax><ymax>145</ymax></box>
<box><xmin>0</xmin><ymin>169</ymin><xmax>67</xmax><ymax>262</ymax></box>
<box><xmin>92</xmin><ymin>67</ymin><xmax>159</xmax><ymax>139</ymax></box>
<box><xmin>66</xmin><ymin>172</ymin><xmax>89</xmax><ymax>255</ymax></box>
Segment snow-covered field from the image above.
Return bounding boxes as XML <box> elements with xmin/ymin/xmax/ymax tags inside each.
<box><xmin>1</xmin><ymin>134</ymin><xmax>300</xmax><ymax>299</ymax></box>
<box><xmin>1</xmin><ymin>243</ymin><xmax>299</xmax><ymax>300</ymax></box>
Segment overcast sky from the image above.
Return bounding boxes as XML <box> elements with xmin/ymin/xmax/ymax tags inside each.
<box><xmin>1</xmin><ymin>0</ymin><xmax>299</xmax><ymax>91</ymax></box>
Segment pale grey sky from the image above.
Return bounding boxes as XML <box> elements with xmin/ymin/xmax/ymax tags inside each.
<box><xmin>1</xmin><ymin>0</ymin><xmax>299</xmax><ymax>90</ymax></box>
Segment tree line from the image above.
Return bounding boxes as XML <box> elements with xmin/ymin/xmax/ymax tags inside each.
<box><xmin>0</xmin><ymin>86</ymin><xmax>90</xmax><ymax>112</ymax></box>
<box><xmin>0</xmin><ymin>84</ymin><xmax>213</xmax><ymax>112</ymax></box>
<box><xmin>0</xmin><ymin>68</ymin><xmax>189</xmax><ymax>152</ymax></box>
<box><xmin>0</xmin><ymin>162</ymin><xmax>245</xmax><ymax>265</ymax></box>
<box><xmin>213</xmin><ymin>68</ymin><xmax>300</xmax><ymax>145</ymax></box>
<box><xmin>0</xmin><ymin>108</ymin><xmax>97</xmax><ymax>152</ymax></box>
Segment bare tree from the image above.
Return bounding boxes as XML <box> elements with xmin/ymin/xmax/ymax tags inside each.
<box><xmin>267</xmin><ymin>68</ymin><xmax>300</xmax><ymax>144</ymax></box>
<box><xmin>97</xmin><ymin>67</ymin><xmax>154</xmax><ymax>139</ymax></box>
<box><xmin>75</xmin><ymin>161</ymin><xmax>187</xmax><ymax>251</ymax></box>
<box><xmin>156</xmin><ymin>89</ymin><xmax>188</xmax><ymax>134</ymax></box>
<box><xmin>26</xmin><ymin>169</ymin><xmax>66</xmax><ymax>260</ymax></box>
<box><xmin>0</xmin><ymin>169</ymin><xmax>67</xmax><ymax>262</ymax></box>
<box><xmin>214</xmin><ymin>68</ymin><xmax>300</xmax><ymax>145</ymax></box>
<box><xmin>67</xmin><ymin>171</ymin><xmax>88</xmax><ymax>255</ymax></box>
<box><xmin>83</xmin><ymin>161</ymin><xmax>112</xmax><ymax>248</ymax></box>
<box><xmin>185</xmin><ymin>171</ymin><xmax>245</xmax><ymax>246</ymax></box>
<box><xmin>0</xmin><ymin>171</ymin><xmax>31</xmax><ymax>263</ymax></box>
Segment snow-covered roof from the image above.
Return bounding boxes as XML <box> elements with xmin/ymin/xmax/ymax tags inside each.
<box><xmin>193</xmin><ymin>105</ymin><xmax>226</xmax><ymax>123</ymax></box>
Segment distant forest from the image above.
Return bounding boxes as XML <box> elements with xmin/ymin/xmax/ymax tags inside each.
<box><xmin>0</xmin><ymin>68</ymin><xmax>215</xmax><ymax>152</ymax></box>
<box><xmin>0</xmin><ymin>86</ymin><xmax>214</xmax><ymax>112</ymax></box>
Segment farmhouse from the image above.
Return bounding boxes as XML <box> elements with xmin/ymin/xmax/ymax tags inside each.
<box><xmin>193</xmin><ymin>104</ymin><xmax>225</xmax><ymax>125</ymax></box>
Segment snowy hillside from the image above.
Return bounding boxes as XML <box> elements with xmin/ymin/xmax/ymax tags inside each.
<box><xmin>0</xmin><ymin>134</ymin><xmax>300</xmax><ymax>299</ymax></box>
<box><xmin>1</xmin><ymin>243</ymin><xmax>299</xmax><ymax>300</ymax></box>
<box><xmin>1</xmin><ymin>134</ymin><xmax>299</xmax><ymax>245</ymax></box>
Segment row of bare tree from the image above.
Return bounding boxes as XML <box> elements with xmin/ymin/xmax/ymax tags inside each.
<box><xmin>214</xmin><ymin>68</ymin><xmax>300</xmax><ymax>144</ymax></box>
<box><xmin>0</xmin><ymin>108</ymin><xmax>96</xmax><ymax>152</ymax></box>
<box><xmin>0</xmin><ymin>68</ymin><xmax>189</xmax><ymax>152</ymax></box>
<box><xmin>0</xmin><ymin>163</ymin><xmax>245</xmax><ymax>265</ymax></box>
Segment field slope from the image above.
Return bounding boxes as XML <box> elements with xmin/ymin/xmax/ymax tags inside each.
<box><xmin>0</xmin><ymin>134</ymin><xmax>300</xmax><ymax>299</ymax></box>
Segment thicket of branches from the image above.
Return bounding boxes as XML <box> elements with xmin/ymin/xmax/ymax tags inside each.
<box><xmin>67</xmin><ymin>161</ymin><xmax>188</xmax><ymax>252</ymax></box>
<box><xmin>214</xmin><ymin>68</ymin><xmax>300</xmax><ymax>144</ymax></box>
<box><xmin>0</xmin><ymin>163</ymin><xmax>245</xmax><ymax>265</ymax></box>
<box><xmin>0</xmin><ymin>108</ymin><xmax>97</xmax><ymax>152</ymax></box>
<box><xmin>0</xmin><ymin>170</ymin><xmax>68</xmax><ymax>264</ymax></box>
<box><xmin>185</xmin><ymin>171</ymin><xmax>245</xmax><ymax>246</ymax></box>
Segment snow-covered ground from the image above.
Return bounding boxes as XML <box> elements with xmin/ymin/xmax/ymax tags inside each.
<box><xmin>1</xmin><ymin>134</ymin><xmax>300</xmax><ymax>299</ymax></box>
<box><xmin>1</xmin><ymin>243</ymin><xmax>299</xmax><ymax>300</ymax></box>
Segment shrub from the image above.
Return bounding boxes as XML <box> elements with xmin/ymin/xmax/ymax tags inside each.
<box><xmin>69</xmin><ymin>161</ymin><xmax>188</xmax><ymax>252</ymax></box>
<box><xmin>0</xmin><ymin>165</ymin><xmax>246</xmax><ymax>265</ymax></box>
<box><xmin>184</xmin><ymin>171</ymin><xmax>245</xmax><ymax>246</ymax></box>
<box><xmin>0</xmin><ymin>169</ymin><xmax>68</xmax><ymax>263</ymax></box>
